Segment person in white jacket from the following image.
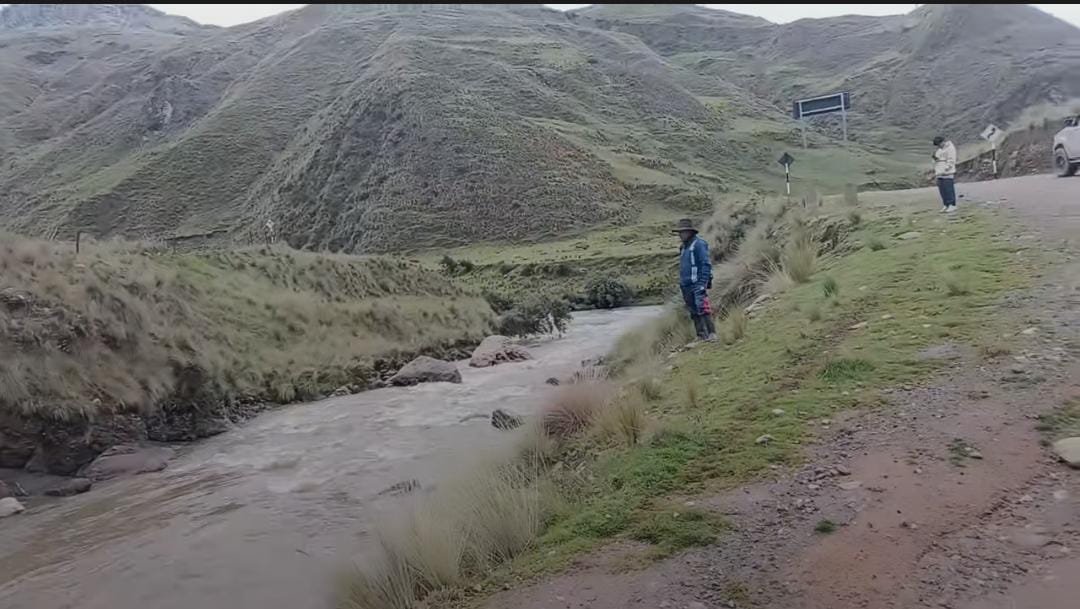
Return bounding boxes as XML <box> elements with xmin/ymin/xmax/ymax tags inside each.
<box><xmin>932</xmin><ymin>136</ymin><xmax>957</xmax><ymax>212</ymax></box>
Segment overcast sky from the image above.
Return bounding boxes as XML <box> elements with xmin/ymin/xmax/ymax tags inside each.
<box><xmin>141</xmin><ymin>4</ymin><xmax>1080</xmax><ymax>28</ymax></box>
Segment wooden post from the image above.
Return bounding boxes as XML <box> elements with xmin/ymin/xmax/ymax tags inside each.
<box><xmin>75</xmin><ymin>231</ymin><xmax>81</xmax><ymax>255</ymax></box>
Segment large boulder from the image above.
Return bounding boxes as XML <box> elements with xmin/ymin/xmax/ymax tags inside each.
<box><xmin>491</xmin><ymin>409</ymin><xmax>523</xmax><ymax>430</ymax></box>
<box><xmin>469</xmin><ymin>336</ymin><xmax>532</xmax><ymax>368</ymax></box>
<box><xmin>0</xmin><ymin>480</ymin><xmax>11</xmax><ymax>499</ymax></box>
<box><xmin>388</xmin><ymin>356</ymin><xmax>462</xmax><ymax>386</ymax></box>
<box><xmin>79</xmin><ymin>445</ymin><xmax>174</xmax><ymax>481</ymax></box>
<box><xmin>1052</xmin><ymin>437</ymin><xmax>1080</xmax><ymax>468</ymax></box>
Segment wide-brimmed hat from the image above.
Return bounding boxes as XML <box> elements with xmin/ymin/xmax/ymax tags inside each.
<box><xmin>671</xmin><ymin>218</ymin><xmax>699</xmax><ymax>234</ymax></box>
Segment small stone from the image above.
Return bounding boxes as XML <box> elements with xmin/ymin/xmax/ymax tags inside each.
<box><xmin>688</xmin><ymin>603</ymin><xmax>707</xmax><ymax>609</ymax></box>
<box><xmin>1011</xmin><ymin>533</ymin><xmax>1052</xmax><ymax>549</ymax></box>
<box><xmin>1052</xmin><ymin>489</ymin><xmax>1069</xmax><ymax>501</ymax></box>
<box><xmin>881</xmin><ymin>314</ymin><xmax>894</xmax><ymax>320</ymax></box>
<box><xmin>966</xmin><ymin>448</ymin><xmax>983</xmax><ymax>460</ymax></box>
<box><xmin>1051</xmin><ymin>437</ymin><xmax>1080</xmax><ymax>468</ymax></box>
<box><xmin>1019</xmin><ymin>494</ymin><xmax>1034</xmax><ymax>503</ymax></box>
<box><xmin>771</xmin><ymin>408</ymin><xmax>786</xmax><ymax>416</ymax></box>
<box><xmin>1020</xmin><ymin>327</ymin><xmax>1037</xmax><ymax>335</ymax></box>
<box><xmin>838</xmin><ymin>480</ymin><xmax>863</xmax><ymax>491</ymax></box>
<box><xmin>914</xmin><ymin>468</ymin><xmax>923</xmax><ymax>474</ymax></box>
<box><xmin>808</xmin><ymin>483</ymin><xmax>821</xmax><ymax>491</ymax></box>
<box><xmin>898</xmin><ymin>231</ymin><xmax>922</xmax><ymax>240</ymax></box>
<box><xmin>755</xmin><ymin>434</ymin><xmax>775</xmax><ymax>445</ymax></box>
<box><xmin>849</xmin><ymin>321</ymin><xmax>868</xmax><ymax>330</ymax></box>
<box><xmin>0</xmin><ymin>497</ymin><xmax>25</xmax><ymax>518</ymax></box>
<box><xmin>545</xmin><ymin>377</ymin><xmax>560</xmax><ymax>386</ymax></box>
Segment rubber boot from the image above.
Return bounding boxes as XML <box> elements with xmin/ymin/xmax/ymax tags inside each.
<box><xmin>702</xmin><ymin>314</ymin><xmax>718</xmax><ymax>342</ymax></box>
<box><xmin>691</xmin><ymin>315</ymin><xmax>707</xmax><ymax>340</ymax></box>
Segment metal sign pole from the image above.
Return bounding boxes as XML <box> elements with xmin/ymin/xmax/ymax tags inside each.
<box><xmin>785</xmin><ymin>163</ymin><xmax>791</xmax><ymax>195</ymax></box>
<box><xmin>840</xmin><ymin>104</ymin><xmax>848</xmax><ymax>143</ymax></box>
<box><xmin>991</xmin><ymin>141</ymin><xmax>998</xmax><ymax>176</ymax></box>
<box><xmin>801</xmin><ymin>119</ymin><xmax>807</xmax><ymax>149</ymax></box>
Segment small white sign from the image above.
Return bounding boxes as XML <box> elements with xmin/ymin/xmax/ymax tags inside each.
<box><xmin>980</xmin><ymin>124</ymin><xmax>1002</xmax><ymax>142</ymax></box>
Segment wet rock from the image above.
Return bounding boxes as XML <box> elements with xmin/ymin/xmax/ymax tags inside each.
<box><xmin>378</xmin><ymin>479</ymin><xmax>421</xmax><ymax>496</ymax></box>
<box><xmin>1011</xmin><ymin>532</ymin><xmax>1052</xmax><ymax>549</ymax></box>
<box><xmin>44</xmin><ymin>477</ymin><xmax>92</xmax><ymax>497</ymax></box>
<box><xmin>0</xmin><ymin>496</ymin><xmax>25</xmax><ymax>518</ymax></box>
<box><xmin>1020</xmin><ymin>327</ymin><xmax>1037</xmax><ymax>335</ymax></box>
<box><xmin>1051</xmin><ymin>437</ymin><xmax>1080</xmax><ymax>468</ymax></box>
<box><xmin>545</xmin><ymin>377</ymin><xmax>560</xmax><ymax>386</ymax></box>
<box><xmin>771</xmin><ymin>408</ymin><xmax>786</xmax><ymax>416</ymax></box>
<box><xmin>898</xmin><ymin>231</ymin><xmax>922</xmax><ymax>240</ymax></box>
<box><xmin>491</xmin><ymin>409</ymin><xmax>523</xmax><ymax>430</ymax></box>
<box><xmin>79</xmin><ymin>445</ymin><xmax>174</xmax><ymax>481</ymax></box>
<box><xmin>0</xmin><ymin>480</ymin><xmax>10</xmax><ymax>498</ymax></box>
<box><xmin>837</xmin><ymin>480</ymin><xmax>863</xmax><ymax>491</ymax></box>
<box><xmin>755</xmin><ymin>434</ymin><xmax>775</xmax><ymax>445</ymax></box>
<box><xmin>834</xmin><ymin>464</ymin><xmax>852</xmax><ymax>476</ymax></box>
<box><xmin>331</xmin><ymin>385</ymin><xmax>351</xmax><ymax>397</ymax></box>
<box><xmin>389</xmin><ymin>356</ymin><xmax>462</xmax><ymax>386</ymax></box>
<box><xmin>469</xmin><ymin>336</ymin><xmax>532</xmax><ymax>368</ymax></box>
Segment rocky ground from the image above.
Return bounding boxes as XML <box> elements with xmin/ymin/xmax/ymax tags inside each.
<box><xmin>483</xmin><ymin>175</ymin><xmax>1080</xmax><ymax>609</ymax></box>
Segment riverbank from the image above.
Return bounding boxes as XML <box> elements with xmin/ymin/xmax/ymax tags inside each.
<box><xmin>0</xmin><ymin>238</ymin><xmax>494</xmax><ymax>476</ymax></box>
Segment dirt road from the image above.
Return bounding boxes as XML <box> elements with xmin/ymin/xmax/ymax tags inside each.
<box><xmin>485</xmin><ymin>175</ymin><xmax>1080</xmax><ymax>609</ymax></box>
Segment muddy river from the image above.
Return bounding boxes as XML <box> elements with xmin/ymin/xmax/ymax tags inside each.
<box><xmin>0</xmin><ymin>306</ymin><xmax>662</xmax><ymax>609</ymax></box>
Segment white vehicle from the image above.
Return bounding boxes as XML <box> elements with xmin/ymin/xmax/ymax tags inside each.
<box><xmin>1053</xmin><ymin>115</ymin><xmax>1080</xmax><ymax>177</ymax></box>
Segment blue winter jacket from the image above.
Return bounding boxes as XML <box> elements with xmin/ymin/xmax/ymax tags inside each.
<box><xmin>679</xmin><ymin>236</ymin><xmax>712</xmax><ymax>288</ymax></box>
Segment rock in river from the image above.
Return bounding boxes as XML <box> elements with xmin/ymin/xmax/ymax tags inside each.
<box><xmin>491</xmin><ymin>409</ymin><xmax>523</xmax><ymax>430</ymax></box>
<box><xmin>44</xmin><ymin>477</ymin><xmax>92</xmax><ymax>497</ymax></box>
<box><xmin>469</xmin><ymin>336</ymin><xmax>532</xmax><ymax>368</ymax></box>
<box><xmin>79</xmin><ymin>445</ymin><xmax>175</xmax><ymax>481</ymax></box>
<box><xmin>0</xmin><ymin>496</ymin><xmax>25</xmax><ymax>518</ymax></box>
<box><xmin>388</xmin><ymin>356</ymin><xmax>462</xmax><ymax>386</ymax></box>
<box><xmin>1052</xmin><ymin>437</ymin><xmax>1080</xmax><ymax>468</ymax></box>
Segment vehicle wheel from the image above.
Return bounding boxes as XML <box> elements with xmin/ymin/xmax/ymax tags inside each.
<box><xmin>1055</xmin><ymin>148</ymin><xmax>1077</xmax><ymax>177</ymax></box>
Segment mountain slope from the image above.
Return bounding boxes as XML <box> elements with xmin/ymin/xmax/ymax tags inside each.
<box><xmin>0</xmin><ymin>4</ymin><xmax>1077</xmax><ymax>252</ymax></box>
<box><xmin>583</xmin><ymin>4</ymin><xmax>1080</xmax><ymax>140</ymax></box>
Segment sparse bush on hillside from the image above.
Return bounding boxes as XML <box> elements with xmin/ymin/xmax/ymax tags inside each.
<box><xmin>583</xmin><ymin>277</ymin><xmax>635</xmax><ymax>309</ymax></box>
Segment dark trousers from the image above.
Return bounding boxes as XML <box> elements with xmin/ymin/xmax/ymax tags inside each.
<box><xmin>937</xmin><ymin>177</ymin><xmax>956</xmax><ymax>208</ymax></box>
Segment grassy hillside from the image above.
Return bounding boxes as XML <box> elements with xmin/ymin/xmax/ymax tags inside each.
<box><xmin>6</xmin><ymin>4</ymin><xmax>1049</xmax><ymax>254</ymax></box>
<box><xmin>0</xmin><ymin>236</ymin><xmax>493</xmax><ymax>472</ymax></box>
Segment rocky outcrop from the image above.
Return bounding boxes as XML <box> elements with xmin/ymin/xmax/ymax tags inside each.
<box><xmin>469</xmin><ymin>336</ymin><xmax>532</xmax><ymax>368</ymax></box>
<box><xmin>0</xmin><ymin>413</ymin><xmax>40</xmax><ymax>469</ymax></box>
<box><xmin>389</xmin><ymin>356</ymin><xmax>462</xmax><ymax>386</ymax></box>
<box><xmin>0</xmin><ymin>480</ymin><xmax>11</xmax><ymax>498</ymax></box>
<box><xmin>79</xmin><ymin>445</ymin><xmax>174</xmax><ymax>481</ymax></box>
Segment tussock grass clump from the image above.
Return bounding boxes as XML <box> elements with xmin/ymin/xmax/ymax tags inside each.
<box><xmin>943</xmin><ymin>271</ymin><xmax>972</xmax><ymax>296</ymax></box>
<box><xmin>819</xmin><ymin>358</ymin><xmax>875</xmax><ymax>382</ymax></box>
<box><xmin>779</xmin><ymin>229</ymin><xmax>818</xmax><ymax>285</ymax></box>
<box><xmin>594</xmin><ymin>390</ymin><xmax>648</xmax><ymax>447</ymax></box>
<box><xmin>822</xmin><ymin>276</ymin><xmax>839</xmax><ymax>298</ymax></box>
<box><xmin>865</xmin><ymin>236</ymin><xmax>886</xmax><ymax>251</ymax></box>
<box><xmin>542</xmin><ymin>381</ymin><xmax>614</xmax><ymax>439</ymax></box>
<box><xmin>722</xmin><ymin>308</ymin><xmax>748</xmax><ymax>344</ymax></box>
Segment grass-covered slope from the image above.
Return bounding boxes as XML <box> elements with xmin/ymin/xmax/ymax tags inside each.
<box><xmin>0</xmin><ymin>236</ymin><xmax>493</xmax><ymax>472</ymax></box>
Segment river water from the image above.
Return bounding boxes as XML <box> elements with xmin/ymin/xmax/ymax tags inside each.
<box><xmin>0</xmin><ymin>306</ymin><xmax>662</xmax><ymax>609</ymax></box>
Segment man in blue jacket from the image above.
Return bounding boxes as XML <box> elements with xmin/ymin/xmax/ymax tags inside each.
<box><xmin>674</xmin><ymin>218</ymin><xmax>717</xmax><ymax>342</ymax></box>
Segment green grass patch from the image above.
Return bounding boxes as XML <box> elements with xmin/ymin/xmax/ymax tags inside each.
<box><xmin>815</xmin><ymin>519</ymin><xmax>837</xmax><ymax>534</ymax></box>
<box><xmin>1035</xmin><ymin>399</ymin><xmax>1080</xmax><ymax>441</ymax></box>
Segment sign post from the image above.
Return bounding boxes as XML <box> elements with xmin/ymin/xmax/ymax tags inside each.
<box><xmin>793</xmin><ymin>92</ymin><xmax>852</xmax><ymax>148</ymax></box>
<box><xmin>980</xmin><ymin>124</ymin><xmax>1002</xmax><ymax>177</ymax></box>
<box><xmin>778</xmin><ymin>152</ymin><xmax>795</xmax><ymax>196</ymax></box>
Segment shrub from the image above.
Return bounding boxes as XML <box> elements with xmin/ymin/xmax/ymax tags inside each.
<box><xmin>846</xmin><ymin>210</ymin><xmax>862</xmax><ymax>227</ymax></box>
<box><xmin>822</xmin><ymin>276</ymin><xmax>839</xmax><ymax>298</ymax></box>
<box><xmin>541</xmin><ymin>381</ymin><xmax>613</xmax><ymax>439</ymax></box>
<box><xmin>583</xmin><ymin>277</ymin><xmax>635</xmax><ymax>309</ymax></box>
<box><xmin>843</xmin><ymin>183</ymin><xmax>860</xmax><ymax>207</ymax></box>
<box><xmin>482</xmin><ymin>290</ymin><xmax>515</xmax><ymax>314</ymax></box>
<box><xmin>943</xmin><ymin>272</ymin><xmax>971</xmax><ymax>296</ymax></box>
<box><xmin>497</xmin><ymin>294</ymin><xmax>571</xmax><ymax>337</ymax></box>
<box><xmin>439</xmin><ymin>255</ymin><xmax>458</xmax><ymax>274</ymax></box>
